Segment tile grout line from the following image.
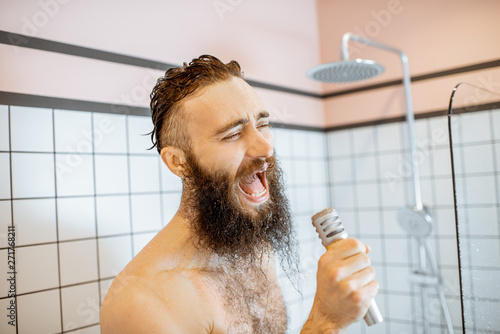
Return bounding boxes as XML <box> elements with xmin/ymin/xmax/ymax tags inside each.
<box><xmin>347</xmin><ymin>129</ymin><xmax>366</xmax><ymax>334</ymax></box>
<box><xmin>0</xmin><ymin>274</ymin><xmax>152</xmax><ymax>301</ymax></box>
<box><xmin>3</xmin><ymin>149</ymin><xmax>193</xmax><ymax>156</ymax></box>
<box><xmin>125</xmin><ymin>116</ymin><xmax>135</xmax><ymax>262</ymax></box>
<box><xmin>456</xmin><ymin>112</ymin><xmax>476</xmax><ymax>333</ymax></box>
<box><xmin>0</xmin><ymin>229</ymin><xmax>162</xmax><ymax>251</ymax></box>
<box><xmin>373</xmin><ymin>123</ymin><xmax>392</xmax><ymax>333</ymax></box>
<box><xmin>51</xmin><ymin>108</ymin><xmax>65</xmax><ymax>333</ymax></box>
<box><xmin>426</xmin><ymin>117</ymin><xmax>449</xmax><ymax>325</ymax></box>
<box><xmin>0</xmin><ymin>189</ymin><xmax>182</xmax><ymax>203</ymax></box>
<box><xmin>396</xmin><ymin>120</ymin><xmax>420</xmax><ymax>332</ymax></box>
<box><xmin>348</xmin><ymin>129</ymin><xmax>360</xmax><ymax>238</ymax></box>
<box><xmin>489</xmin><ymin>110</ymin><xmax>500</xmax><ymax>287</ymax></box>
<box><xmin>324</xmin><ymin>132</ymin><xmax>334</xmax><ymax>209</ymax></box>
<box><xmin>304</xmin><ymin>133</ymin><xmax>312</xmax><ymax>216</ymax></box>
<box><xmin>158</xmin><ymin>156</ymin><xmax>166</xmax><ymax>229</ymax></box>
<box><xmin>90</xmin><ymin>112</ymin><xmax>104</xmax><ymax>326</ymax></box>
<box><xmin>427</xmin><ymin>119</ymin><xmax>452</xmax><ymax>328</ymax></box>
<box><xmin>401</xmin><ymin>119</ymin><xmax>419</xmax><ymax>334</ymax></box>
<box><xmin>428</xmin><ymin>118</ymin><xmax>453</xmax><ymax>329</ymax></box>
<box><xmin>59</xmin><ymin>322</ymin><xmax>99</xmax><ymax>333</ymax></box>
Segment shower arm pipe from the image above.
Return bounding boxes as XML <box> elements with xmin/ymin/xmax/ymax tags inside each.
<box><xmin>341</xmin><ymin>33</ymin><xmax>423</xmax><ymax>211</ymax></box>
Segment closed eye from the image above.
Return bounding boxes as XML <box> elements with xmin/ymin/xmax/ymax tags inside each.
<box><xmin>257</xmin><ymin>119</ymin><xmax>271</xmax><ymax>129</ymax></box>
<box><xmin>223</xmin><ymin>132</ymin><xmax>241</xmax><ymax>141</ymax></box>
<box><xmin>258</xmin><ymin>123</ymin><xmax>271</xmax><ymax>135</ymax></box>
<box><xmin>222</xmin><ymin>120</ymin><xmax>270</xmax><ymax>141</ymax></box>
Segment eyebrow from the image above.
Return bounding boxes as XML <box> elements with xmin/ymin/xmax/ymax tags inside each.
<box><xmin>256</xmin><ymin>110</ymin><xmax>270</xmax><ymax>121</ymax></box>
<box><xmin>213</xmin><ymin>110</ymin><xmax>270</xmax><ymax>136</ymax></box>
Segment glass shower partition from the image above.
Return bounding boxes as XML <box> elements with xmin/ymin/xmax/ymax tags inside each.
<box><xmin>448</xmin><ymin>82</ymin><xmax>500</xmax><ymax>333</ymax></box>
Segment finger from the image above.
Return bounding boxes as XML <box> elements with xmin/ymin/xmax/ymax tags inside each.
<box><xmin>351</xmin><ymin>277</ymin><xmax>380</xmax><ymax>312</ymax></box>
<box><xmin>350</xmin><ymin>266</ymin><xmax>376</xmax><ymax>288</ymax></box>
<box><xmin>340</xmin><ymin>252</ymin><xmax>371</xmax><ymax>277</ymax></box>
<box><xmin>326</xmin><ymin>238</ymin><xmax>367</xmax><ymax>260</ymax></box>
<box><xmin>363</xmin><ymin>277</ymin><xmax>380</xmax><ymax>300</ymax></box>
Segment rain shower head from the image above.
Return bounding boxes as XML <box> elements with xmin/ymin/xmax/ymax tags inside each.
<box><xmin>397</xmin><ymin>206</ymin><xmax>433</xmax><ymax>238</ymax></box>
<box><xmin>306</xmin><ymin>58</ymin><xmax>385</xmax><ymax>83</ymax></box>
<box><xmin>309</xmin><ymin>32</ymin><xmax>424</xmax><ymax>211</ymax></box>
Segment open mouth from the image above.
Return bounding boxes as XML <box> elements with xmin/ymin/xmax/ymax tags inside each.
<box><xmin>238</xmin><ymin>166</ymin><xmax>269</xmax><ymax>203</ymax></box>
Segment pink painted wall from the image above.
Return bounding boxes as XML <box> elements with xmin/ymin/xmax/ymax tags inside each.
<box><xmin>0</xmin><ymin>0</ymin><xmax>324</xmax><ymax>127</ymax></box>
<box><xmin>0</xmin><ymin>0</ymin><xmax>323</xmax><ymax>93</ymax></box>
<box><xmin>316</xmin><ymin>0</ymin><xmax>500</xmax><ymax>127</ymax></box>
<box><xmin>324</xmin><ymin>68</ymin><xmax>500</xmax><ymax>127</ymax></box>
<box><xmin>1</xmin><ymin>0</ymin><xmax>499</xmax><ymax>128</ymax></box>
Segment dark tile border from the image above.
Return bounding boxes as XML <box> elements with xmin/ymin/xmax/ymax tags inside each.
<box><xmin>1</xmin><ymin>30</ymin><xmax>499</xmax><ymax>100</ymax></box>
<box><xmin>0</xmin><ymin>91</ymin><xmax>150</xmax><ymax>116</ymax></box>
<box><xmin>0</xmin><ymin>30</ymin><xmax>321</xmax><ymax>99</ymax></box>
<box><xmin>1</xmin><ymin>91</ymin><xmax>499</xmax><ymax>133</ymax></box>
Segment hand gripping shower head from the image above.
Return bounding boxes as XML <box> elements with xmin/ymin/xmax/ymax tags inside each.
<box><xmin>312</xmin><ymin>208</ymin><xmax>383</xmax><ymax>326</ymax></box>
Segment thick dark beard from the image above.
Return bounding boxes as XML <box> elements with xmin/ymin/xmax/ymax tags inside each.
<box><xmin>183</xmin><ymin>152</ymin><xmax>300</xmax><ymax>276</ymax></box>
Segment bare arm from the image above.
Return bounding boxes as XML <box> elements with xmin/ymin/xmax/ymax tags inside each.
<box><xmin>100</xmin><ymin>286</ymin><xmax>183</xmax><ymax>334</ymax></box>
<box><xmin>300</xmin><ymin>238</ymin><xmax>379</xmax><ymax>333</ymax></box>
<box><xmin>100</xmin><ymin>274</ymin><xmax>213</xmax><ymax>334</ymax></box>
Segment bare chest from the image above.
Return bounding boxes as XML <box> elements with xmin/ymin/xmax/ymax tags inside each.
<box><xmin>207</xmin><ymin>268</ymin><xmax>287</xmax><ymax>334</ymax></box>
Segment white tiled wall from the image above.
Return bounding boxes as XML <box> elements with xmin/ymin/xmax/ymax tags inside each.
<box><xmin>321</xmin><ymin>108</ymin><xmax>498</xmax><ymax>334</ymax></box>
<box><xmin>1</xmin><ymin>104</ymin><xmax>498</xmax><ymax>334</ymax></box>
<box><xmin>272</xmin><ymin>127</ymin><xmax>330</xmax><ymax>333</ymax></box>
<box><xmin>324</xmin><ymin>115</ymin><xmax>465</xmax><ymax>334</ymax></box>
<box><xmin>449</xmin><ymin>109</ymin><xmax>500</xmax><ymax>334</ymax></box>
<box><xmin>0</xmin><ymin>106</ymin><xmax>181</xmax><ymax>334</ymax></box>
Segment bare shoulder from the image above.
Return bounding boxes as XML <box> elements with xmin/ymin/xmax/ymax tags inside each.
<box><xmin>100</xmin><ymin>270</ymin><xmax>214</xmax><ymax>334</ymax></box>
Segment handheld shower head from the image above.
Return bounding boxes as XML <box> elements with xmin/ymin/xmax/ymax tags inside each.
<box><xmin>311</xmin><ymin>207</ymin><xmax>384</xmax><ymax>326</ymax></box>
<box><xmin>397</xmin><ymin>206</ymin><xmax>433</xmax><ymax>238</ymax></box>
<box><xmin>306</xmin><ymin>59</ymin><xmax>385</xmax><ymax>83</ymax></box>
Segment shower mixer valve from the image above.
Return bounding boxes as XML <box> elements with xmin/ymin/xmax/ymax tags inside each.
<box><xmin>311</xmin><ymin>207</ymin><xmax>384</xmax><ymax>326</ymax></box>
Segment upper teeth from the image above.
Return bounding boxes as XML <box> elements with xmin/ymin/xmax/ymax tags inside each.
<box><xmin>250</xmin><ymin>188</ymin><xmax>267</xmax><ymax>197</ymax></box>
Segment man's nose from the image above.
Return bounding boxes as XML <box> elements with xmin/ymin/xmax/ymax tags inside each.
<box><xmin>246</xmin><ymin>128</ymin><xmax>274</xmax><ymax>159</ymax></box>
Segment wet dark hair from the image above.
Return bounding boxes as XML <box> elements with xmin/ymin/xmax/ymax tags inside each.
<box><xmin>150</xmin><ymin>54</ymin><xmax>244</xmax><ymax>153</ymax></box>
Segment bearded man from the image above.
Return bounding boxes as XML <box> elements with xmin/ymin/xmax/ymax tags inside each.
<box><xmin>100</xmin><ymin>55</ymin><xmax>379</xmax><ymax>333</ymax></box>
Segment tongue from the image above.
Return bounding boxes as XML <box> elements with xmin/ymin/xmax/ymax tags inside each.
<box><xmin>239</xmin><ymin>174</ymin><xmax>265</xmax><ymax>195</ymax></box>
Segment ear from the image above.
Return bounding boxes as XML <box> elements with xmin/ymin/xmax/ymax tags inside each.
<box><xmin>160</xmin><ymin>146</ymin><xmax>187</xmax><ymax>179</ymax></box>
